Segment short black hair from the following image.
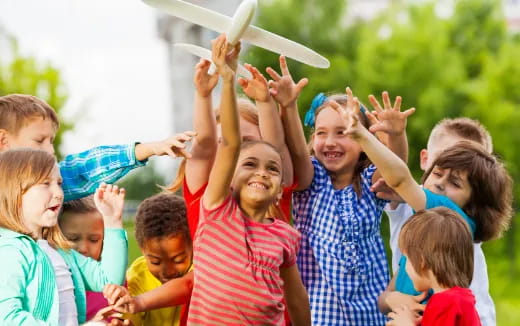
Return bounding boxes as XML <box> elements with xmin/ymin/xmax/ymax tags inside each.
<box><xmin>135</xmin><ymin>193</ymin><xmax>191</xmax><ymax>247</ymax></box>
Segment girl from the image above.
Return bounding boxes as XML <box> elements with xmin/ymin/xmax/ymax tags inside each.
<box><xmin>267</xmin><ymin>56</ymin><xmax>414</xmax><ymax>325</ymax></box>
<box><xmin>187</xmin><ymin>33</ymin><xmax>310</xmax><ymax>325</ymax></box>
<box><xmin>0</xmin><ymin>149</ymin><xmax>128</xmax><ymax>325</ymax></box>
<box><xmin>333</xmin><ymin>90</ymin><xmax>512</xmax><ymax>313</ymax></box>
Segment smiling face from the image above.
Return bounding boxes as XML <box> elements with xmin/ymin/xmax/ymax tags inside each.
<box><xmin>312</xmin><ymin>106</ymin><xmax>363</xmax><ymax>174</ymax></box>
<box><xmin>141</xmin><ymin>234</ymin><xmax>192</xmax><ymax>284</ymax></box>
<box><xmin>423</xmin><ymin>166</ymin><xmax>472</xmax><ymax>208</ymax></box>
<box><xmin>21</xmin><ymin>165</ymin><xmax>63</xmax><ymax>238</ymax></box>
<box><xmin>231</xmin><ymin>142</ymin><xmax>283</xmax><ymax>209</ymax></box>
<box><xmin>2</xmin><ymin>117</ymin><xmax>56</xmax><ymax>155</ymax></box>
<box><xmin>60</xmin><ymin>211</ymin><xmax>105</xmax><ymax>261</ymax></box>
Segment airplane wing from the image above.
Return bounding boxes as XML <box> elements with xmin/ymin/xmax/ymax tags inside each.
<box><xmin>174</xmin><ymin>43</ymin><xmax>253</xmax><ymax>79</ymax></box>
<box><xmin>143</xmin><ymin>0</ymin><xmax>330</xmax><ymax>68</ymax></box>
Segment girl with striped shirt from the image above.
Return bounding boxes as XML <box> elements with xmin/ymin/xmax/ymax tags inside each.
<box><xmin>187</xmin><ymin>34</ymin><xmax>311</xmax><ymax>326</ymax></box>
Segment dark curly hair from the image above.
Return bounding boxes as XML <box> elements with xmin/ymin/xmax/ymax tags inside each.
<box><xmin>135</xmin><ymin>193</ymin><xmax>191</xmax><ymax>247</ymax></box>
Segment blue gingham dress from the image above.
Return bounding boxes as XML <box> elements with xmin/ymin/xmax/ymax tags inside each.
<box><xmin>293</xmin><ymin>158</ymin><xmax>389</xmax><ymax>325</ymax></box>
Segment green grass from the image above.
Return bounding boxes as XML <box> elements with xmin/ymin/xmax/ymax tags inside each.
<box><xmin>123</xmin><ymin>221</ymin><xmax>141</xmax><ymax>265</ymax></box>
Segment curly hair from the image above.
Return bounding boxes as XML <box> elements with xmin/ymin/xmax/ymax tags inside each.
<box><xmin>135</xmin><ymin>193</ymin><xmax>191</xmax><ymax>247</ymax></box>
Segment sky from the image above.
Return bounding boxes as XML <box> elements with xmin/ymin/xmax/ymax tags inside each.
<box><xmin>0</xmin><ymin>0</ymin><xmax>176</xmax><ymax>177</ymax></box>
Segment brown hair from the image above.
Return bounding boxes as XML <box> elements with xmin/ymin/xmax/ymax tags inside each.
<box><xmin>428</xmin><ymin>117</ymin><xmax>493</xmax><ymax>153</ymax></box>
<box><xmin>0</xmin><ymin>149</ymin><xmax>71</xmax><ymax>249</ymax></box>
<box><xmin>309</xmin><ymin>93</ymin><xmax>371</xmax><ymax>196</ymax></box>
<box><xmin>135</xmin><ymin>193</ymin><xmax>191</xmax><ymax>247</ymax></box>
<box><xmin>0</xmin><ymin>94</ymin><xmax>59</xmax><ymax>135</ymax></box>
<box><xmin>399</xmin><ymin>207</ymin><xmax>474</xmax><ymax>288</ymax></box>
<box><xmin>166</xmin><ymin>97</ymin><xmax>260</xmax><ymax>193</ymax></box>
<box><xmin>60</xmin><ymin>196</ymin><xmax>99</xmax><ymax>226</ymax></box>
<box><xmin>421</xmin><ymin>141</ymin><xmax>513</xmax><ymax>242</ymax></box>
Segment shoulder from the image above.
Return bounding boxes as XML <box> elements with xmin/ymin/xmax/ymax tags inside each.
<box><xmin>423</xmin><ymin>189</ymin><xmax>476</xmax><ymax>234</ymax></box>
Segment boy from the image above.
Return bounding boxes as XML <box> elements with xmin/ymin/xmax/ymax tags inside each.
<box><xmin>386</xmin><ymin>207</ymin><xmax>481</xmax><ymax>326</ymax></box>
<box><xmin>374</xmin><ymin>117</ymin><xmax>495</xmax><ymax>325</ymax></box>
<box><xmin>0</xmin><ymin>94</ymin><xmax>194</xmax><ymax>201</ymax></box>
<box><xmin>122</xmin><ymin>193</ymin><xmax>193</xmax><ymax>326</ymax></box>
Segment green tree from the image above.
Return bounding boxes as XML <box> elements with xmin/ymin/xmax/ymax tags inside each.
<box><xmin>0</xmin><ymin>32</ymin><xmax>71</xmax><ymax>159</ymax></box>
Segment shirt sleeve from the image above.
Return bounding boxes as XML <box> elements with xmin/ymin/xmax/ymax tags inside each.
<box><xmin>73</xmin><ymin>229</ymin><xmax>128</xmax><ymax>291</ymax></box>
<box><xmin>384</xmin><ymin>203</ymin><xmax>414</xmax><ymax>273</ymax></box>
<box><xmin>59</xmin><ymin>143</ymin><xmax>146</xmax><ymax>202</ymax></box>
<box><xmin>0</xmin><ymin>243</ymin><xmax>52</xmax><ymax>325</ymax></box>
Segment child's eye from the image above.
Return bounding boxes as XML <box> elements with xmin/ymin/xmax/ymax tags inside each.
<box><xmin>174</xmin><ymin>256</ymin><xmax>187</xmax><ymax>264</ymax></box>
<box><xmin>268</xmin><ymin>166</ymin><xmax>280</xmax><ymax>173</ymax></box>
<box><xmin>316</xmin><ymin>131</ymin><xmax>325</xmax><ymax>136</ymax></box>
<box><xmin>34</xmin><ymin>139</ymin><xmax>44</xmax><ymax>144</ymax></box>
<box><xmin>244</xmin><ymin>161</ymin><xmax>255</xmax><ymax>167</ymax></box>
<box><xmin>150</xmin><ymin>261</ymin><xmax>161</xmax><ymax>266</ymax></box>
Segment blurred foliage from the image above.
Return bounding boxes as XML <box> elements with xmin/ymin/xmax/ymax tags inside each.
<box><xmin>246</xmin><ymin>0</ymin><xmax>519</xmax><ymax>322</ymax></box>
<box><xmin>116</xmin><ymin>161</ymin><xmax>166</xmax><ymax>201</ymax></box>
<box><xmin>0</xmin><ymin>32</ymin><xmax>71</xmax><ymax>159</ymax></box>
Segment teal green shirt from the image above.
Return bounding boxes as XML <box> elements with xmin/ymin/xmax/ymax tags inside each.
<box><xmin>0</xmin><ymin>228</ymin><xmax>128</xmax><ymax>325</ymax></box>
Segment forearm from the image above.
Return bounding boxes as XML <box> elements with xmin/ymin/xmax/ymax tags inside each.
<box><xmin>387</xmin><ymin>132</ymin><xmax>409</xmax><ymax>163</ymax></box>
<box><xmin>258</xmin><ymin>99</ymin><xmax>294</xmax><ymax>184</ymax></box>
<box><xmin>220</xmin><ymin>80</ymin><xmax>241</xmax><ymax>148</ymax></box>
<box><xmin>281</xmin><ymin>103</ymin><xmax>313</xmax><ymax>190</ymax></box>
<box><xmin>193</xmin><ymin>92</ymin><xmax>218</xmax><ymax>152</ymax></box>
<box><xmin>134</xmin><ymin>272</ymin><xmax>193</xmax><ymax>311</ymax></box>
<box><xmin>355</xmin><ymin>128</ymin><xmax>411</xmax><ymax>189</ymax></box>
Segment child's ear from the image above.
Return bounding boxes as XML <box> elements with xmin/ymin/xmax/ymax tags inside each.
<box><xmin>0</xmin><ymin>129</ymin><xmax>10</xmax><ymax>151</ymax></box>
<box><xmin>419</xmin><ymin>149</ymin><xmax>429</xmax><ymax>171</ymax></box>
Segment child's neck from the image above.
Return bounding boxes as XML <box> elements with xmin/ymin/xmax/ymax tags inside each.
<box><xmin>330</xmin><ymin>168</ymin><xmax>355</xmax><ymax>190</ymax></box>
<box><xmin>239</xmin><ymin>201</ymin><xmax>271</xmax><ymax>224</ymax></box>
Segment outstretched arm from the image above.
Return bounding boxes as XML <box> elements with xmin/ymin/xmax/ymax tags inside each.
<box><xmin>203</xmin><ymin>34</ymin><xmax>242</xmax><ymax>210</ymax></box>
<box><xmin>337</xmin><ymin>88</ymin><xmax>426</xmax><ymax>211</ymax></box>
<box><xmin>185</xmin><ymin>59</ymin><xmax>220</xmax><ymax>193</ymax></box>
<box><xmin>267</xmin><ymin>56</ymin><xmax>311</xmax><ymax>191</ymax></box>
<box><xmin>280</xmin><ymin>265</ymin><xmax>311</xmax><ymax>326</ymax></box>
<box><xmin>238</xmin><ymin>63</ymin><xmax>293</xmax><ymax>185</ymax></box>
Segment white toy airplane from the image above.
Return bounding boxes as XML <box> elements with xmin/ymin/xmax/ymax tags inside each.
<box><xmin>143</xmin><ymin>0</ymin><xmax>330</xmax><ymax>73</ymax></box>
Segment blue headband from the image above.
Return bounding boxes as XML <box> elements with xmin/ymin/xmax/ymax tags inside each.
<box><xmin>304</xmin><ymin>93</ymin><xmax>368</xmax><ymax>128</ymax></box>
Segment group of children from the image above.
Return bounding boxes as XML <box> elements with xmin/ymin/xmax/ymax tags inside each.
<box><xmin>0</xmin><ymin>33</ymin><xmax>514</xmax><ymax>326</ymax></box>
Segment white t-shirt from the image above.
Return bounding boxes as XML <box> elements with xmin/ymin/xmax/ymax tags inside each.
<box><xmin>38</xmin><ymin>240</ymin><xmax>79</xmax><ymax>326</ymax></box>
<box><xmin>385</xmin><ymin>203</ymin><xmax>496</xmax><ymax>326</ymax></box>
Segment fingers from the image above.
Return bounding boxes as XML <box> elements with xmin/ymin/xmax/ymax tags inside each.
<box><xmin>402</xmin><ymin>107</ymin><xmax>416</xmax><ymax>117</ymax></box>
<box><xmin>295</xmin><ymin>78</ymin><xmax>309</xmax><ymax>93</ymax></box>
<box><xmin>368</xmin><ymin>94</ymin><xmax>383</xmax><ymax>113</ymax></box>
<box><xmin>412</xmin><ymin>303</ymin><xmax>426</xmax><ymax>313</ymax></box>
<box><xmin>103</xmin><ymin>284</ymin><xmax>124</xmax><ymax>305</ymax></box>
<box><xmin>237</xmin><ymin>78</ymin><xmax>248</xmax><ymax>89</ymax></box>
<box><xmin>393</xmin><ymin>95</ymin><xmax>402</xmax><ymax>111</ymax></box>
<box><xmin>382</xmin><ymin>91</ymin><xmax>392</xmax><ymax>110</ymax></box>
<box><xmin>265</xmin><ymin>67</ymin><xmax>282</xmax><ymax>81</ymax></box>
<box><xmin>279</xmin><ymin>55</ymin><xmax>290</xmax><ymax>76</ymax></box>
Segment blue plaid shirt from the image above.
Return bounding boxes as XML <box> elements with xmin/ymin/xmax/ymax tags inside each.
<box><xmin>293</xmin><ymin>158</ymin><xmax>389</xmax><ymax>325</ymax></box>
<box><xmin>59</xmin><ymin>143</ymin><xmax>146</xmax><ymax>202</ymax></box>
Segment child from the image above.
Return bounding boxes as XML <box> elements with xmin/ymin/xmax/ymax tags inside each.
<box><xmin>386</xmin><ymin>207</ymin><xmax>481</xmax><ymax>326</ymax></box>
<box><xmin>186</xmin><ymin>33</ymin><xmax>310</xmax><ymax>325</ymax></box>
<box><xmin>333</xmin><ymin>91</ymin><xmax>512</xmax><ymax>316</ymax></box>
<box><xmin>0</xmin><ymin>149</ymin><xmax>127</xmax><ymax>325</ymax></box>
<box><xmin>0</xmin><ymin>93</ymin><xmax>195</xmax><ymax>201</ymax></box>
<box><xmin>121</xmin><ymin>193</ymin><xmax>193</xmax><ymax>326</ymax></box>
<box><xmin>376</xmin><ymin>117</ymin><xmax>497</xmax><ymax>325</ymax></box>
<box><xmin>267</xmin><ymin>56</ymin><xmax>413</xmax><ymax>324</ymax></box>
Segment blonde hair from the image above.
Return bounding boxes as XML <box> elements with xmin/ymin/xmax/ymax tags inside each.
<box><xmin>428</xmin><ymin>117</ymin><xmax>493</xmax><ymax>154</ymax></box>
<box><xmin>308</xmin><ymin>93</ymin><xmax>371</xmax><ymax>196</ymax></box>
<box><xmin>0</xmin><ymin>94</ymin><xmax>59</xmax><ymax>135</ymax></box>
<box><xmin>0</xmin><ymin>149</ymin><xmax>71</xmax><ymax>249</ymax></box>
<box><xmin>166</xmin><ymin>97</ymin><xmax>260</xmax><ymax>193</ymax></box>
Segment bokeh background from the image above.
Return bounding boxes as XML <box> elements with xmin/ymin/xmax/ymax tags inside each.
<box><xmin>1</xmin><ymin>0</ymin><xmax>519</xmax><ymax>323</ymax></box>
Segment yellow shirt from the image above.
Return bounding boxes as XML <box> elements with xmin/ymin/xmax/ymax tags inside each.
<box><xmin>125</xmin><ymin>256</ymin><xmax>182</xmax><ymax>326</ymax></box>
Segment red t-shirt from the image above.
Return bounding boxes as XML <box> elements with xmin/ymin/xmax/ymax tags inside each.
<box><xmin>422</xmin><ymin>287</ymin><xmax>481</xmax><ymax>326</ymax></box>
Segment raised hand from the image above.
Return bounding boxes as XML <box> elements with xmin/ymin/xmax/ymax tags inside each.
<box><xmin>266</xmin><ymin>56</ymin><xmax>308</xmax><ymax>108</ymax></box>
<box><xmin>211</xmin><ymin>34</ymin><xmax>241</xmax><ymax>82</ymax></box>
<box><xmin>146</xmin><ymin>131</ymin><xmax>197</xmax><ymax>159</ymax></box>
<box><xmin>94</xmin><ymin>183</ymin><xmax>125</xmax><ymax>229</ymax></box>
<box><xmin>194</xmin><ymin>59</ymin><xmax>219</xmax><ymax>97</ymax></box>
<box><xmin>367</xmin><ymin>92</ymin><xmax>415</xmax><ymax>136</ymax></box>
<box><xmin>238</xmin><ymin>64</ymin><xmax>271</xmax><ymax>103</ymax></box>
<box><xmin>328</xmin><ymin>87</ymin><xmax>366</xmax><ymax>139</ymax></box>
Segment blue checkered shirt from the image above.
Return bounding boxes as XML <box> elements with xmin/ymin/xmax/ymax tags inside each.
<box><xmin>59</xmin><ymin>143</ymin><xmax>146</xmax><ymax>202</ymax></box>
<box><xmin>293</xmin><ymin>158</ymin><xmax>389</xmax><ymax>325</ymax></box>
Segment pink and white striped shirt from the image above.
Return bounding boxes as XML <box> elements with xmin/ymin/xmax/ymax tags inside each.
<box><xmin>188</xmin><ymin>195</ymin><xmax>301</xmax><ymax>325</ymax></box>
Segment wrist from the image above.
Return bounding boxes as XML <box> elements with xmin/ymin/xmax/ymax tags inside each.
<box><xmin>134</xmin><ymin>142</ymin><xmax>154</xmax><ymax>161</ymax></box>
<box><xmin>134</xmin><ymin>295</ymin><xmax>146</xmax><ymax>313</ymax></box>
<box><xmin>103</xmin><ymin>218</ymin><xmax>123</xmax><ymax>229</ymax></box>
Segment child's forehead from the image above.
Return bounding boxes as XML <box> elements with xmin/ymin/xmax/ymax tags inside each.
<box><xmin>143</xmin><ymin>233</ymin><xmax>190</xmax><ymax>250</ymax></box>
<box><xmin>239</xmin><ymin>143</ymin><xmax>282</xmax><ymax>163</ymax></box>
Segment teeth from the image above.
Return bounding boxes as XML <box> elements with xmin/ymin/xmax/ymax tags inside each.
<box><xmin>325</xmin><ymin>152</ymin><xmax>341</xmax><ymax>158</ymax></box>
<box><xmin>249</xmin><ymin>182</ymin><xmax>267</xmax><ymax>189</ymax></box>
